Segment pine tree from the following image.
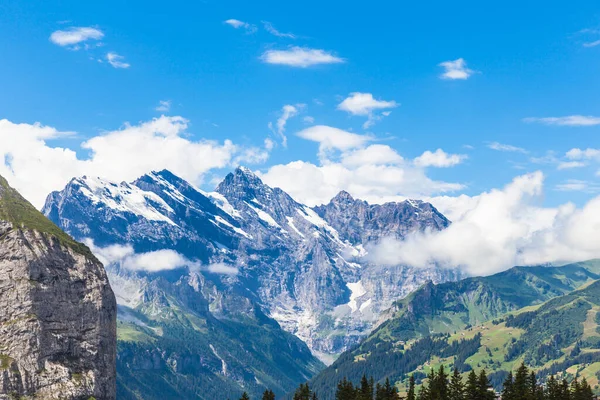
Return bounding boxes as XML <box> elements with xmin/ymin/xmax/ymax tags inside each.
<box><xmin>358</xmin><ymin>374</ymin><xmax>373</xmax><ymax>400</ymax></box>
<box><xmin>501</xmin><ymin>372</ymin><xmax>514</xmax><ymax>400</ymax></box>
<box><xmin>407</xmin><ymin>375</ymin><xmax>416</xmax><ymax>400</ymax></box>
<box><xmin>262</xmin><ymin>389</ymin><xmax>276</xmax><ymax>400</ymax></box>
<box><xmin>449</xmin><ymin>368</ymin><xmax>465</xmax><ymax>400</ymax></box>
<box><xmin>477</xmin><ymin>370</ymin><xmax>494</xmax><ymax>400</ymax></box>
<box><xmin>545</xmin><ymin>376</ymin><xmax>559</xmax><ymax>400</ymax></box>
<box><xmin>336</xmin><ymin>378</ymin><xmax>356</xmax><ymax>400</ymax></box>
<box><xmin>294</xmin><ymin>383</ymin><xmax>313</xmax><ymax>400</ymax></box>
<box><xmin>514</xmin><ymin>363</ymin><xmax>530</xmax><ymax>399</ymax></box>
<box><xmin>560</xmin><ymin>379</ymin><xmax>571</xmax><ymax>400</ymax></box>
<box><xmin>435</xmin><ymin>365</ymin><xmax>450</xmax><ymax>400</ymax></box>
<box><xmin>579</xmin><ymin>378</ymin><xmax>593</xmax><ymax>400</ymax></box>
<box><xmin>465</xmin><ymin>370</ymin><xmax>479</xmax><ymax>400</ymax></box>
<box><xmin>240</xmin><ymin>392</ymin><xmax>251</xmax><ymax>400</ymax></box>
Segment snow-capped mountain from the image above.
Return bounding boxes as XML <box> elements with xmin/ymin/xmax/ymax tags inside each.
<box><xmin>42</xmin><ymin>167</ymin><xmax>460</xmax><ymax>363</ymax></box>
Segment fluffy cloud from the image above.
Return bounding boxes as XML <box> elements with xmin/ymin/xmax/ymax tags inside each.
<box><xmin>106</xmin><ymin>52</ymin><xmax>130</xmax><ymax>69</ymax></box>
<box><xmin>566</xmin><ymin>148</ymin><xmax>600</xmax><ymax>160</ymax></box>
<box><xmin>262</xmin><ymin>21</ymin><xmax>296</xmax><ymax>39</ymax></box>
<box><xmin>85</xmin><ymin>240</ymin><xmax>238</xmax><ymax>274</ymax></box>
<box><xmin>296</xmin><ymin>125</ymin><xmax>373</xmax><ymax>159</ymax></box>
<box><xmin>524</xmin><ymin>115</ymin><xmax>600</xmax><ymax>126</ymax></box>
<box><xmin>50</xmin><ymin>27</ymin><xmax>104</xmax><ymax>47</ymax></box>
<box><xmin>224</xmin><ymin>19</ymin><xmax>257</xmax><ymax>33</ymax></box>
<box><xmin>337</xmin><ymin>93</ymin><xmax>398</xmax><ymax>128</ymax></box>
<box><xmin>413</xmin><ymin>149</ymin><xmax>467</xmax><ymax>168</ymax></box>
<box><xmin>269</xmin><ymin>104</ymin><xmax>303</xmax><ymax>146</ymax></box>
<box><xmin>260</xmin><ymin>47</ymin><xmax>344</xmax><ymax>67</ymax></box>
<box><xmin>259</xmin><ymin>128</ymin><xmax>464</xmax><ymax>206</ymax></box>
<box><xmin>368</xmin><ymin>172</ymin><xmax>600</xmax><ymax>275</ymax></box>
<box><xmin>0</xmin><ymin>116</ymin><xmax>264</xmax><ymax>208</ymax></box>
<box><xmin>438</xmin><ymin>58</ymin><xmax>474</xmax><ymax>80</ymax></box>
<box><xmin>487</xmin><ymin>142</ymin><xmax>528</xmax><ymax>153</ymax></box>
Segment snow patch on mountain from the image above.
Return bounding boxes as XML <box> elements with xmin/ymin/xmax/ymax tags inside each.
<box><xmin>78</xmin><ymin>176</ymin><xmax>176</xmax><ymax>225</ymax></box>
<box><xmin>346</xmin><ymin>281</ymin><xmax>367</xmax><ymax>313</ymax></box>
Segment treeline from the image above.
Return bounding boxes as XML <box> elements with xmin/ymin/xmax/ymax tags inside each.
<box><xmin>311</xmin><ymin>333</ymin><xmax>482</xmax><ymax>395</ymax></box>
<box><xmin>236</xmin><ymin>363</ymin><xmax>595</xmax><ymax>400</ymax></box>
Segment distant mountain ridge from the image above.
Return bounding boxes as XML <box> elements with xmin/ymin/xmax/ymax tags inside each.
<box><xmin>42</xmin><ymin>167</ymin><xmax>459</xmax><ymax>398</ymax></box>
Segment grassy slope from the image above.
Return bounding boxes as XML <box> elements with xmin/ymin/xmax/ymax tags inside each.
<box><xmin>371</xmin><ymin>261</ymin><xmax>600</xmax><ymax>343</ymax></box>
<box><xmin>311</xmin><ymin>262</ymin><xmax>600</xmax><ymax>400</ymax></box>
<box><xmin>0</xmin><ymin>175</ymin><xmax>93</xmax><ymax>257</ymax></box>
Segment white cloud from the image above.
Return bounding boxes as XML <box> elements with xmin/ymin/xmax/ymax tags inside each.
<box><xmin>566</xmin><ymin>148</ymin><xmax>600</xmax><ymax>160</ymax></box>
<box><xmin>368</xmin><ymin>172</ymin><xmax>600</xmax><ymax>276</ymax></box>
<box><xmin>50</xmin><ymin>26</ymin><xmax>104</xmax><ymax>47</ymax></box>
<box><xmin>259</xmin><ymin>160</ymin><xmax>464</xmax><ymax>207</ymax></box>
<box><xmin>414</xmin><ymin>149</ymin><xmax>467</xmax><ymax>168</ymax></box>
<box><xmin>341</xmin><ymin>144</ymin><xmax>403</xmax><ymax>167</ymax></box>
<box><xmin>259</xmin><ymin>129</ymin><xmax>463</xmax><ymax>206</ymax></box>
<box><xmin>438</xmin><ymin>58</ymin><xmax>474</xmax><ymax>80</ymax></box>
<box><xmin>583</xmin><ymin>40</ymin><xmax>600</xmax><ymax>48</ymax></box>
<box><xmin>296</xmin><ymin>125</ymin><xmax>373</xmax><ymax>159</ymax></box>
<box><xmin>206</xmin><ymin>262</ymin><xmax>239</xmax><ymax>275</ymax></box>
<box><xmin>224</xmin><ymin>19</ymin><xmax>256</xmax><ymax>33</ymax></box>
<box><xmin>155</xmin><ymin>100</ymin><xmax>171</xmax><ymax>112</ymax></box>
<box><xmin>0</xmin><ymin>116</ymin><xmax>263</xmax><ymax>208</ymax></box>
<box><xmin>555</xmin><ymin>180</ymin><xmax>590</xmax><ymax>192</ymax></box>
<box><xmin>260</xmin><ymin>47</ymin><xmax>344</xmax><ymax>68</ymax></box>
<box><xmin>557</xmin><ymin>161</ymin><xmax>586</xmax><ymax>170</ymax></box>
<box><xmin>487</xmin><ymin>142</ymin><xmax>528</xmax><ymax>153</ymax></box>
<box><xmin>524</xmin><ymin>115</ymin><xmax>600</xmax><ymax>126</ymax></box>
<box><xmin>85</xmin><ymin>240</ymin><xmax>238</xmax><ymax>274</ymax></box>
<box><xmin>337</xmin><ymin>92</ymin><xmax>398</xmax><ymax>128</ymax></box>
<box><xmin>269</xmin><ymin>104</ymin><xmax>303</xmax><ymax>146</ymax></box>
<box><xmin>262</xmin><ymin>21</ymin><xmax>296</xmax><ymax>38</ymax></box>
<box><xmin>106</xmin><ymin>52</ymin><xmax>130</xmax><ymax>69</ymax></box>
<box><xmin>303</xmin><ymin>116</ymin><xmax>315</xmax><ymax>124</ymax></box>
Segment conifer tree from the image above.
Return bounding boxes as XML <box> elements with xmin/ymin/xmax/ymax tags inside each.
<box><xmin>262</xmin><ymin>389</ymin><xmax>276</xmax><ymax>400</ymax></box>
<box><xmin>477</xmin><ymin>369</ymin><xmax>494</xmax><ymax>400</ymax></box>
<box><xmin>358</xmin><ymin>374</ymin><xmax>373</xmax><ymax>400</ymax></box>
<box><xmin>336</xmin><ymin>378</ymin><xmax>356</xmax><ymax>400</ymax></box>
<box><xmin>435</xmin><ymin>365</ymin><xmax>449</xmax><ymax>400</ymax></box>
<box><xmin>545</xmin><ymin>376</ymin><xmax>559</xmax><ymax>400</ymax></box>
<box><xmin>449</xmin><ymin>368</ymin><xmax>465</xmax><ymax>400</ymax></box>
<box><xmin>407</xmin><ymin>375</ymin><xmax>416</xmax><ymax>400</ymax></box>
<box><xmin>240</xmin><ymin>392</ymin><xmax>250</xmax><ymax>400</ymax></box>
<box><xmin>294</xmin><ymin>383</ymin><xmax>313</xmax><ymax>400</ymax></box>
<box><xmin>501</xmin><ymin>372</ymin><xmax>515</xmax><ymax>400</ymax></box>
<box><xmin>465</xmin><ymin>370</ymin><xmax>479</xmax><ymax>400</ymax></box>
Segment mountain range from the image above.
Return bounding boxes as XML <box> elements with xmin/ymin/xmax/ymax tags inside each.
<box><xmin>41</xmin><ymin>167</ymin><xmax>459</xmax><ymax>398</ymax></box>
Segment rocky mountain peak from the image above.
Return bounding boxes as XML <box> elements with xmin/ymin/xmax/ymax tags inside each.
<box><xmin>216</xmin><ymin>166</ymin><xmax>271</xmax><ymax>202</ymax></box>
<box><xmin>330</xmin><ymin>190</ymin><xmax>356</xmax><ymax>205</ymax></box>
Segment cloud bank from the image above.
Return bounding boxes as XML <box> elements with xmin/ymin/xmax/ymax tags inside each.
<box><xmin>368</xmin><ymin>171</ymin><xmax>600</xmax><ymax>276</ymax></box>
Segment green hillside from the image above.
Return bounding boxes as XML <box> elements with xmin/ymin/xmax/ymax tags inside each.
<box><xmin>0</xmin><ymin>175</ymin><xmax>92</xmax><ymax>257</ymax></box>
<box><xmin>310</xmin><ymin>262</ymin><xmax>600</xmax><ymax>400</ymax></box>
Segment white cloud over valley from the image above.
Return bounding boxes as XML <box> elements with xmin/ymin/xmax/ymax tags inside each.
<box><xmin>368</xmin><ymin>172</ymin><xmax>600</xmax><ymax>276</ymax></box>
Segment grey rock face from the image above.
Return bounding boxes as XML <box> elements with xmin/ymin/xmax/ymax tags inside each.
<box><xmin>0</xmin><ymin>225</ymin><xmax>117</xmax><ymax>399</ymax></box>
<box><xmin>42</xmin><ymin>167</ymin><xmax>460</xmax><ymax>362</ymax></box>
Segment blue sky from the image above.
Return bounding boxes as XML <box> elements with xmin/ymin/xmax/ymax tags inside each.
<box><xmin>1</xmin><ymin>0</ymin><xmax>600</xmax><ymax>211</ymax></box>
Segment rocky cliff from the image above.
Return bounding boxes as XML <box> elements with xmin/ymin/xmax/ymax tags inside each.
<box><xmin>0</xmin><ymin>175</ymin><xmax>117</xmax><ymax>400</ymax></box>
